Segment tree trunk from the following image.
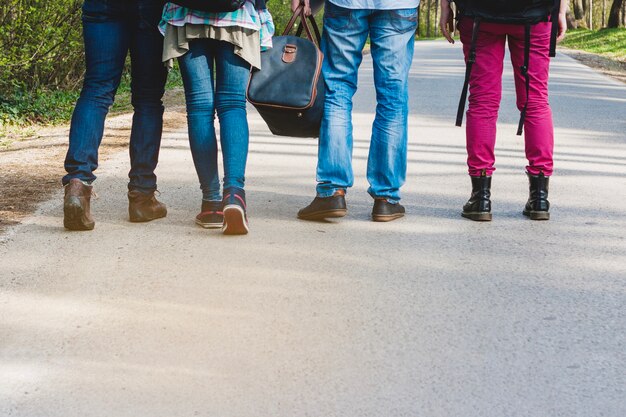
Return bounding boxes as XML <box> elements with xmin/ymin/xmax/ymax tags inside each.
<box><xmin>607</xmin><ymin>0</ymin><xmax>624</xmax><ymax>27</ymax></box>
<box><xmin>573</xmin><ymin>0</ymin><xmax>585</xmax><ymax>19</ymax></box>
<box><xmin>426</xmin><ymin>0</ymin><xmax>432</xmax><ymax>38</ymax></box>
<box><xmin>566</xmin><ymin>10</ymin><xmax>579</xmax><ymax>28</ymax></box>
<box><xmin>434</xmin><ymin>0</ymin><xmax>439</xmax><ymax>37</ymax></box>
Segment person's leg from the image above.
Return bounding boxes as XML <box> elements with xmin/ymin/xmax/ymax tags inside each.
<box><xmin>458</xmin><ymin>19</ymin><xmax>507</xmax><ymax>221</ymax></box>
<box><xmin>63</xmin><ymin>0</ymin><xmax>129</xmax><ymax>230</ymax></box>
<box><xmin>507</xmin><ymin>22</ymin><xmax>554</xmax><ymax>176</ymax></box>
<box><xmin>177</xmin><ymin>40</ymin><xmax>221</xmax><ymax>203</ymax></box>
<box><xmin>63</xmin><ymin>0</ymin><xmax>129</xmax><ymax>186</ymax></box>
<box><xmin>214</xmin><ymin>41</ymin><xmax>251</xmax><ymax>235</ymax></box>
<box><xmin>298</xmin><ymin>3</ymin><xmax>369</xmax><ymax>221</ymax></box>
<box><xmin>458</xmin><ymin>18</ymin><xmax>507</xmax><ymax>177</ymax></box>
<box><xmin>367</xmin><ymin>8</ymin><xmax>417</xmax><ymax>207</ymax></box>
<box><xmin>214</xmin><ymin>42</ymin><xmax>251</xmax><ymax>192</ymax></box>
<box><xmin>315</xmin><ymin>2</ymin><xmax>370</xmax><ymax>197</ymax></box>
<box><xmin>127</xmin><ymin>0</ymin><xmax>168</xmax><ymax>193</ymax></box>
<box><xmin>508</xmin><ymin>22</ymin><xmax>553</xmax><ymax>220</ymax></box>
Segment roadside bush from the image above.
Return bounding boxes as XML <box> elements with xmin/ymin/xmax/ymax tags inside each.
<box><xmin>0</xmin><ymin>0</ymin><xmax>307</xmax><ymax>126</ymax></box>
<box><xmin>0</xmin><ymin>0</ymin><xmax>84</xmax><ymax>125</ymax></box>
<box><xmin>0</xmin><ymin>0</ymin><xmax>84</xmax><ymax>94</ymax></box>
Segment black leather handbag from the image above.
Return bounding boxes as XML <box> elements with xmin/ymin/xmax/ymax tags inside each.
<box><xmin>171</xmin><ymin>0</ymin><xmax>246</xmax><ymax>13</ymax></box>
<box><xmin>246</xmin><ymin>4</ymin><xmax>324</xmax><ymax>138</ymax></box>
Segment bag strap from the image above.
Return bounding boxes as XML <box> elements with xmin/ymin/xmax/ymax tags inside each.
<box><xmin>282</xmin><ymin>5</ymin><xmax>304</xmax><ymax>35</ymax></box>
<box><xmin>295</xmin><ymin>14</ymin><xmax>322</xmax><ymax>46</ymax></box>
<box><xmin>456</xmin><ymin>17</ymin><xmax>481</xmax><ymax>128</ymax></box>
<box><xmin>517</xmin><ymin>23</ymin><xmax>531</xmax><ymax>136</ymax></box>
<box><xmin>549</xmin><ymin>0</ymin><xmax>561</xmax><ymax>57</ymax></box>
<box><xmin>282</xmin><ymin>2</ymin><xmax>322</xmax><ymax>48</ymax></box>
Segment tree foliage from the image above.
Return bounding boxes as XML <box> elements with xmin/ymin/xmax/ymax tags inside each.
<box><xmin>0</xmin><ymin>0</ymin><xmax>84</xmax><ymax>95</ymax></box>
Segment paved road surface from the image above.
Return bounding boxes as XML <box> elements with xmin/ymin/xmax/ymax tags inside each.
<box><xmin>1</xmin><ymin>41</ymin><xmax>625</xmax><ymax>417</ymax></box>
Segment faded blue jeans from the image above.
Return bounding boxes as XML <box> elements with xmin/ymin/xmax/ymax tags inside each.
<box><xmin>63</xmin><ymin>0</ymin><xmax>167</xmax><ymax>192</ymax></box>
<box><xmin>316</xmin><ymin>2</ymin><xmax>417</xmax><ymax>203</ymax></box>
<box><xmin>177</xmin><ymin>39</ymin><xmax>251</xmax><ymax>201</ymax></box>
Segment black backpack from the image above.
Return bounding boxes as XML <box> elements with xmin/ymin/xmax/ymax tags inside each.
<box><xmin>453</xmin><ymin>0</ymin><xmax>561</xmax><ymax>135</ymax></box>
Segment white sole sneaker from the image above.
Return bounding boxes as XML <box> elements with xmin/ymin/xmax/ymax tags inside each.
<box><xmin>222</xmin><ymin>205</ymin><xmax>249</xmax><ymax>235</ymax></box>
<box><xmin>195</xmin><ymin>218</ymin><xmax>223</xmax><ymax>229</ymax></box>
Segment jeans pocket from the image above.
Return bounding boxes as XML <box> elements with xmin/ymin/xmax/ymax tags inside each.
<box><xmin>389</xmin><ymin>8</ymin><xmax>418</xmax><ymax>33</ymax></box>
<box><xmin>323</xmin><ymin>2</ymin><xmax>352</xmax><ymax>31</ymax></box>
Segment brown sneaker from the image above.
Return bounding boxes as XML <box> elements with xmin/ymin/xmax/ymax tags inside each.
<box><xmin>372</xmin><ymin>198</ymin><xmax>405</xmax><ymax>222</ymax></box>
<box><xmin>128</xmin><ymin>190</ymin><xmax>167</xmax><ymax>223</ymax></box>
<box><xmin>64</xmin><ymin>178</ymin><xmax>95</xmax><ymax>231</ymax></box>
<box><xmin>297</xmin><ymin>190</ymin><xmax>347</xmax><ymax>221</ymax></box>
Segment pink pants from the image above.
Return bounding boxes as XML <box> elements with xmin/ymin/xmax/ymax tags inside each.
<box><xmin>459</xmin><ymin>17</ymin><xmax>554</xmax><ymax>177</ymax></box>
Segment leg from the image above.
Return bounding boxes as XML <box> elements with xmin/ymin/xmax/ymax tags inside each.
<box><xmin>367</xmin><ymin>8</ymin><xmax>417</xmax><ymax>203</ymax></box>
<box><xmin>127</xmin><ymin>0</ymin><xmax>168</xmax><ymax>192</ymax></box>
<box><xmin>459</xmin><ymin>18</ymin><xmax>507</xmax><ymax>177</ymax></box>
<box><xmin>214</xmin><ymin>41</ymin><xmax>251</xmax><ymax>235</ymax></box>
<box><xmin>213</xmin><ymin>41</ymin><xmax>251</xmax><ymax>192</ymax></box>
<box><xmin>177</xmin><ymin>39</ymin><xmax>221</xmax><ymax>202</ymax></box>
<box><xmin>316</xmin><ymin>2</ymin><xmax>370</xmax><ymax>197</ymax></box>
<box><xmin>508</xmin><ymin>22</ymin><xmax>554</xmax><ymax>176</ymax></box>
<box><xmin>62</xmin><ymin>0</ymin><xmax>129</xmax><ymax>231</ymax></box>
<box><xmin>63</xmin><ymin>0</ymin><xmax>129</xmax><ymax>186</ymax></box>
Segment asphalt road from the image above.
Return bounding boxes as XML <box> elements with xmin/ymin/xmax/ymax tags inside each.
<box><xmin>1</xmin><ymin>40</ymin><xmax>625</xmax><ymax>417</ymax></box>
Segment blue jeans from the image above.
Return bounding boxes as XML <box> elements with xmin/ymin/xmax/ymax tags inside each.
<box><xmin>177</xmin><ymin>39</ymin><xmax>251</xmax><ymax>201</ymax></box>
<box><xmin>316</xmin><ymin>2</ymin><xmax>417</xmax><ymax>203</ymax></box>
<box><xmin>63</xmin><ymin>0</ymin><xmax>167</xmax><ymax>192</ymax></box>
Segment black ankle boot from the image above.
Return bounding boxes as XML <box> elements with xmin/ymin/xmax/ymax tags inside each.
<box><xmin>462</xmin><ymin>174</ymin><xmax>492</xmax><ymax>221</ymax></box>
<box><xmin>523</xmin><ymin>172</ymin><xmax>550</xmax><ymax>220</ymax></box>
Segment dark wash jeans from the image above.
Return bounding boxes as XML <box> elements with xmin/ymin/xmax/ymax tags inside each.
<box><xmin>63</xmin><ymin>0</ymin><xmax>167</xmax><ymax>192</ymax></box>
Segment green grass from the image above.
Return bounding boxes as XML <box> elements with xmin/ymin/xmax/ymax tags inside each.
<box><xmin>0</xmin><ymin>88</ymin><xmax>80</xmax><ymax>127</ymax></box>
<box><xmin>0</xmin><ymin>65</ymin><xmax>184</xmax><ymax>131</ymax></box>
<box><xmin>561</xmin><ymin>28</ymin><xmax>626</xmax><ymax>61</ymax></box>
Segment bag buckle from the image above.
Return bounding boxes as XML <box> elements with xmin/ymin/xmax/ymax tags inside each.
<box><xmin>282</xmin><ymin>44</ymin><xmax>297</xmax><ymax>63</ymax></box>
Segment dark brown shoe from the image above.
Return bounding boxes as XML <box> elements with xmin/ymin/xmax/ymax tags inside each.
<box><xmin>64</xmin><ymin>178</ymin><xmax>95</xmax><ymax>231</ymax></box>
<box><xmin>297</xmin><ymin>190</ymin><xmax>347</xmax><ymax>221</ymax></box>
<box><xmin>128</xmin><ymin>190</ymin><xmax>167</xmax><ymax>223</ymax></box>
<box><xmin>372</xmin><ymin>198</ymin><xmax>405</xmax><ymax>222</ymax></box>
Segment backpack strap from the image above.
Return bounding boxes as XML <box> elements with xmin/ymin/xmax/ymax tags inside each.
<box><xmin>517</xmin><ymin>23</ymin><xmax>531</xmax><ymax>136</ymax></box>
<box><xmin>549</xmin><ymin>0</ymin><xmax>561</xmax><ymax>57</ymax></box>
<box><xmin>456</xmin><ymin>17</ymin><xmax>481</xmax><ymax>128</ymax></box>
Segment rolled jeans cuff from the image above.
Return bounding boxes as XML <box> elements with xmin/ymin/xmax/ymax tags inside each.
<box><xmin>316</xmin><ymin>186</ymin><xmax>345</xmax><ymax>198</ymax></box>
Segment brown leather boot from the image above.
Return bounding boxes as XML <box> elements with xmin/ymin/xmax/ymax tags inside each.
<box><xmin>64</xmin><ymin>178</ymin><xmax>95</xmax><ymax>231</ymax></box>
<box><xmin>128</xmin><ymin>190</ymin><xmax>167</xmax><ymax>222</ymax></box>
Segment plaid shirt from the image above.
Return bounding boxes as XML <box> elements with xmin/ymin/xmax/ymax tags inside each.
<box><xmin>159</xmin><ymin>1</ymin><xmax>274</xmax><ymax>50</ymax></box>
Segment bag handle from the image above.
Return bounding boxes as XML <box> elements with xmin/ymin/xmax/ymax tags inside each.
<box><xmin>295</xmin><ymin>14</ymin><xmax>322</xmax><ymax>46</ymax></box>
<box><xmin>282</xmin><ymin>1</ymin><xmax>322</xmax><ymax>48</ymax></box>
